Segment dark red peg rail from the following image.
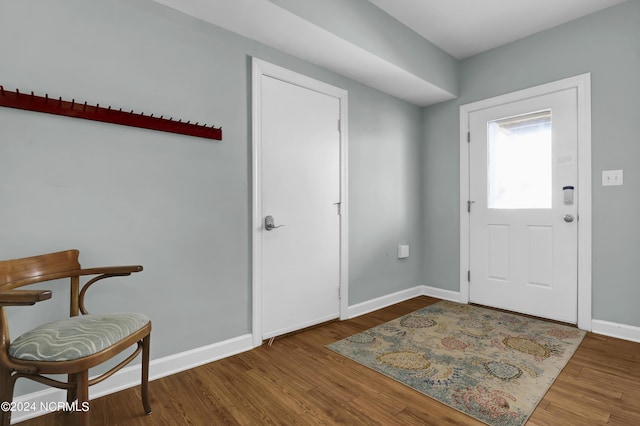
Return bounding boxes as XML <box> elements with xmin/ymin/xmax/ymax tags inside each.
<box><xmin>0</xmin><ymin>85</ymin><xmax>222</xmax><ymax>140</ymax></box>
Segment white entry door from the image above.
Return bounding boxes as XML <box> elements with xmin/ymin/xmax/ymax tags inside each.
<box><xmin>255</xmin><ymin>64</ymin><xmax>344</xmax><ymax>340</ymax></box>
<box><xmin>468</xmin><ymin>87</ymin><xmax>578</xmax><ymax>323</ymax></box>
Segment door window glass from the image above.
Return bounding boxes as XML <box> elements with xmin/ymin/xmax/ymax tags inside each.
<box><xmin>488</xmin><ymin>110</ymin><xmax>552</xmax><ymax>209</ymax></box>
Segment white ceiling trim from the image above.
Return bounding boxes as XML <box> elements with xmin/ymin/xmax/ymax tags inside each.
<box><xmin>152</xmin><ymin>0</ymin><xmax>455</xmax><ymax>106</ymax></box>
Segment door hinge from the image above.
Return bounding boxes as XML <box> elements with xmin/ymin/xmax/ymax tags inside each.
<box><xmin>467</xmin><ymin>132</ymin><xmax>470</xmax><ymax>143</ymax></box>
<box><xmin>334</xmin><ymin>201</ymin><xmax>341</xmax><ymax>216</ymax></box>
<box><xmin>467</xmin><ymin>200</ymin><xmax>474</xmax><ymax>213</ymax></box>
<box><xmin>338</xmin><ymin>119</ymin><xmax>341</xmax><ymax>132</ymax></box>
<box><xmin>467</xmin><ymin>270</ymin><xmax>471</xmax><ymax>282</ymax></box>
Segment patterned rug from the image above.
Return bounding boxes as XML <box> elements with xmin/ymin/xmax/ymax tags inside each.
<box><xmin>327</xmin><ymin>301</ymin><xmax>585</xmax><ymax>426</ymax></box>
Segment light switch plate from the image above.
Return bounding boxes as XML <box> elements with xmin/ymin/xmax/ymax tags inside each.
<box><xmin>602</xmin><ymin>170</ymin><xmax>623</xmax><ymax>186</ymax></box>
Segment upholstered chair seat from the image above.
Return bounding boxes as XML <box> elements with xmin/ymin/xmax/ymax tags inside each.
<box><xmin>9</xmin><ymin>313</ymin><xmax>150</xmax><ymax>362</ymax></box>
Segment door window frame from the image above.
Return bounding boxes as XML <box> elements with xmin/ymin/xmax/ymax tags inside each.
<box><xmin>459</xmin><ymin>74</ymin><xmax>592</xmax><ymax>330</ymax></box>
<box><xmin>251</xmin><ymin>58</ymin><xmax>349</xmax><ymax>347</ymax></box>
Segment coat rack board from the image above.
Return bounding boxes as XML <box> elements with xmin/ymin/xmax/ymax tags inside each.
<box><xmin>0</xmin><ymin>85</ymin><xmax>222</xmax><ymax>140</ymax></box>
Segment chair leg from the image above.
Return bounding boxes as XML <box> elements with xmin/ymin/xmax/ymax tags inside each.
<box><xmin>0</xmin><ymin>366</ymin><xmax>14</xmax><ymax>426</ymax></box>
<box><xmin>141</xmin><ymin>335</ymin><xmax>152</xmax><ymax>414</ymax></box>
<box><xmin>67</xmin><ymin>373</ymin><xmax>78</xmax><ymax>410</ymax></box>
<box><xmin>76</xmin><ymin>370</ymin><xmax>89</xmax><ymax>426</ymax></box>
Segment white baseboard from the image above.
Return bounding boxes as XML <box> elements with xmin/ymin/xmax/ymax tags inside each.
<box><xmin>146</xmin><ymin>334</ymin><xmax>253</xmax><ymax>382</ymax></box>
<box><xmin>11</xmin><ymin>334</ymin><xmax>253</xmax><ymax>424</ymax></box>
<box><xmin>591</xmin><ymin>319</ymin><xmax>640</xmax><ymax>343</ymax></box>
<box><xmin>7</xmin><ymin>285</ymin><xmax>480</xmax><ymax>424</ymax></box>
<box><xmin>421</xmin><ymin>285</ymin><xmax>461</xmax><ymax>303</ymax></box>
<box><xmin>346</xmin><ymin>285</ymin><xmax>461</xmax><ymax>319</ymax></box>
<box><xmin>346</xmin><ymin>286</ymin><xmax>423</xmax><ymax>319</ymax></box>
<box><xmin>13</xmin><ymin>286</ymin><xmax>640</xmax><ymax>425</ymax></box>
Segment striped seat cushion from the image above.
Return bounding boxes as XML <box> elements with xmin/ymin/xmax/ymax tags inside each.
<box><xmin>8</xmin><ymin>313</ymin><xmax>150</xmax><ymax>362</ymax></box>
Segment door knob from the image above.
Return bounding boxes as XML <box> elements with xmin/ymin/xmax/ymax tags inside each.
<box><xmin>563</xmin><ymin>214</ymin><xmax>575</xmax><ymax>223</ymax></box>
<box><xmin>264</xmin><ymin>215</ymin><xmax>284</xmax><ymax>231</ymax></box>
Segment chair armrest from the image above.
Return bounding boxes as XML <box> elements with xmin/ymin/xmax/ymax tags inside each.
<box><xmin>0</xmin><ymin>290</ymin><xmax>52</xmax><ymax>306</ymax></box>
<box><xmin>76</xmin><ymin>265</ymin><xmax>144</xmax><ymax>277</ymax></box>
<box><xmin>4</xmin><ymin>266</ymin><xmax>143</xmax><ymax>289</ymax></box>
<box><xmin>78</xmin><ymin>265</ymin><xmax>144</xmax><ymax>314</ymax></box>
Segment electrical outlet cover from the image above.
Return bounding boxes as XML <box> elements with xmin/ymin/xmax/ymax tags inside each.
<box><xmin>398</xmin><ymin>245</ymin><xmax>410</xmax><ymax>259</ymax></box>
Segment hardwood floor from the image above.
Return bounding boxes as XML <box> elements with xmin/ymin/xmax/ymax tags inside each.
<box><xmin>18</xmin><ymin>297</ymin><xmax>640</xmax><ymax>425</ymax></box>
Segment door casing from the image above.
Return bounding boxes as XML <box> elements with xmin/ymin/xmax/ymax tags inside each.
<box><xmin>251</xmin><ymin>58</ymin><xmax>349</xmax><ymax>347</ymax></box>
<box><xmin>459</xmin><ymin>73</ymin><xmax>592</xmax><ymax>331</ymax></box>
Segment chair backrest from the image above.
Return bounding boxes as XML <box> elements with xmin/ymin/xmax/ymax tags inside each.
<box><xmin>0</xmin><ymin>249</ymin><xmax>81</xmax><ymax>291</ymax></box>
<box><xmin>0</xmin><ymin>250</ymin><xmax>82</xmax><ymax>357</ymax></box>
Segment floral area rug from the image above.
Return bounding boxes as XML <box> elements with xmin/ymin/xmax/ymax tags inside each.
<box><xmin>327</xmin><ymin>301</ymin><xmax>585</xmax><ymax>425</ymax></box>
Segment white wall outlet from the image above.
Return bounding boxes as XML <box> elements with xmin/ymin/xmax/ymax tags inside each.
<box><xmin>602</xmin><ymin>169</ymin><xmax>623</xmax><ymax>186</ymax></box>
<box><xmin>398</xmin><ymin>245</ymin><xmax>409</xmax><ymax>259</ymax></box>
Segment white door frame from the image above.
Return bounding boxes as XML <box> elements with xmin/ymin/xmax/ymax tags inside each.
<box><xmin>459</xmin><ymin>73</ymin><xmax>592</xmax><ymax>331</ymax></box>
<box><xmin>251</xmin><ymin>58</ymin><xmax>349</xmax><ymax>347</ymax></box>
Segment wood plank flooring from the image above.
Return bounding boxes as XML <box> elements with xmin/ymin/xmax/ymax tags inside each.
<box><xmin>17</xmin><ymin>297</ymin><xmax>640</xmax><ymax>425</ymax></box>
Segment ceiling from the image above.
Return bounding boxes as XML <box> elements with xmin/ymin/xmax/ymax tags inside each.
<box><xmin>153</xmin><ymin>0</ymin><xmax>626</xmax><ymax>105</ymax></box>
<box><xmin>368</xmin><ymin>0</ymin><xmax>627</xmax><ymax>59</ymax></box>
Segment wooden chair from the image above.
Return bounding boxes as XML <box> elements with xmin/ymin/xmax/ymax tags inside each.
<box><xmin>0</xmin><ymin>249</ymin><xmax>151</xmax><ymax>426</ymax></box>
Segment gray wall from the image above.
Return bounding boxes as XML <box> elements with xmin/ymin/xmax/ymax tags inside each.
<box><xmin>3</xmin><ymin>0</ymin><xmax>638</xmax><ymax>400</ymax></box>
<box><xmin>0</xmin><ymin>0</ymin><xmax>424</xmax><ymax>396</ymax></box>
<box><xmin>422</xmin><ymin>1</ymin><xmax>640</xmax><ymax>326</ymax></box>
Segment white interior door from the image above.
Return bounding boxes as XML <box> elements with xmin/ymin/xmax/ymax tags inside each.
<box><xmin>258</xmin><ymin>74</ymin><xmax>342</xmax><ymax>339</ymax></box>
<box><xmin>468</xmin><ymin>87</ymin><xmax>578</xmax><ymax>323</ymax></box>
